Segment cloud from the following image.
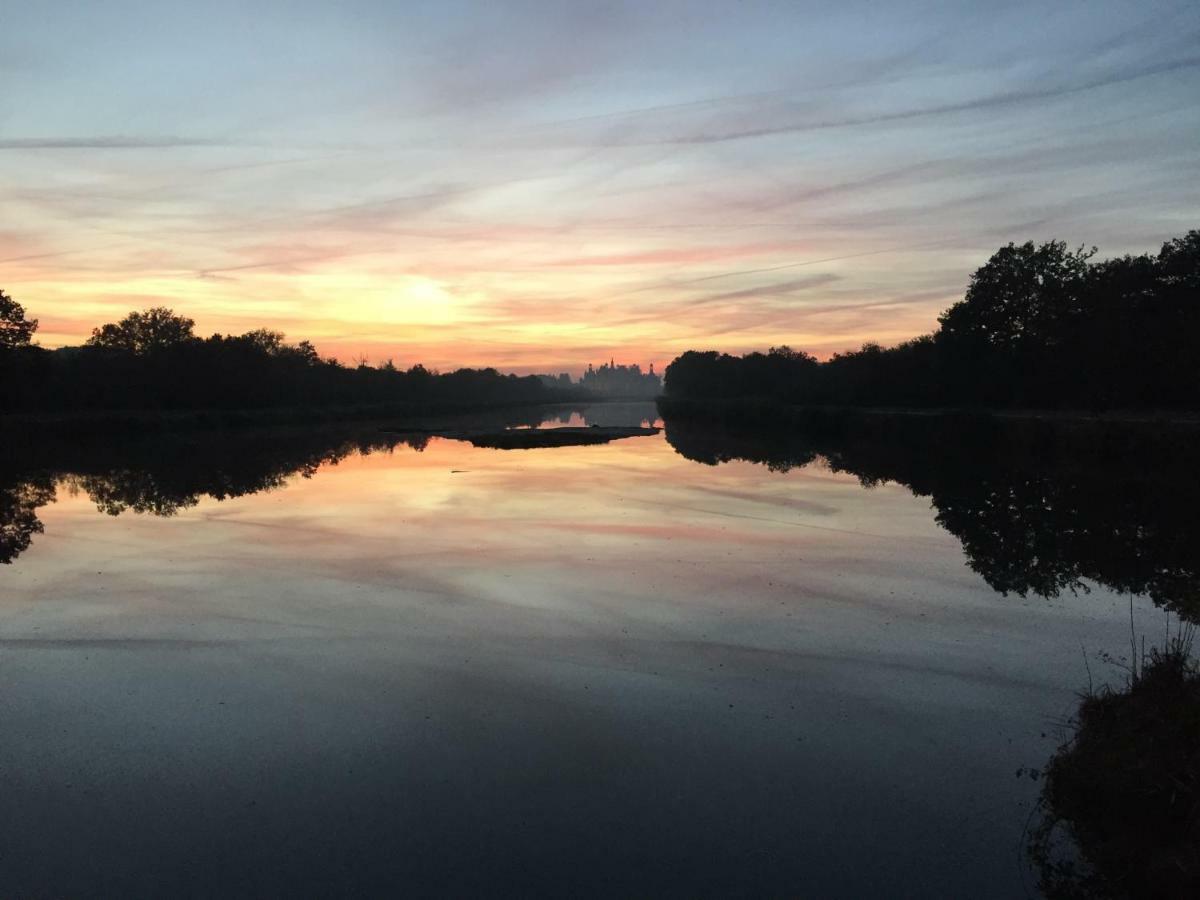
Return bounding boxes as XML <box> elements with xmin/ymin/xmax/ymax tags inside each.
<box><xmin>6</xmin><ymin>1</ymin><xmax>1197</xmax><ymax>370</ymax></box>
<box><xmin>539</xmin><ymin>241</ymin><xmax>808</xmax><ymax>269</ymax></box>
<box><xmin>0</xmin><ymin>135</ymin><xmax>237</xmax><ymax>150</ymax></box>
<box><xmin>622</xmin><ymin>55</ymin><xmax>1200</xmax><ymax>146</ymax></box>
<box><xmin>688</xmin><ymin>274</ymin><xmax>843</xmax><ymax>307</ymax></box>
<box><xmin>613</xmin><ymin>241</ymin><xmax>959</xmax><ymax>298</ymax></box>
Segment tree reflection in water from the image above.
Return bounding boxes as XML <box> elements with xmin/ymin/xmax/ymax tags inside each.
<box><xmin>5</xmin><ymin>408</ymin><xmax>1199</xmax><ymax>895</ymax></box>
<box><xmin>660</xmin><ymin>413</ymin><xmax>1200</xmax><ymax>621</ymax></box>
<box><xmin>5</xmin><ymin>410</ymin><xmax>1200</xmax><ymax>627</ymax></box>
<box><xmin>0</xmin><ymin>427</ymin><xmax>429</xmax><ymax>563</ymax></box>
<box><xmin>1</xmin><ymin>404</ymin><xmax>635</xmax><ymax>564</ymax></box>
<box><xmin>0</xmin><ymin>474</ymin><xmax>55</xmax><ymax>564</ymax></box>
<box><xmin>657</xmin><ymin>411</ymin><xmax>1200</xmax><ymax>895</ymax></box>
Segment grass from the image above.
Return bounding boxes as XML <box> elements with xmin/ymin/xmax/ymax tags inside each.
<box><xmin>1029</xmin><ymin>622</ymin><xmax>1200</xmax><ymax>899</ymax></box>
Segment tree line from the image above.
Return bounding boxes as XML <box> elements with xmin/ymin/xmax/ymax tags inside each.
<box><xmin>0</xmin><ymin>426</ymin><xmax>416</xmax><ymax>563</ymax></box>
<box><xmin>663</xmin><ymin>229</ymin><xmax>1200</xmax><ymax>409</ymax></box>
<box><xmin>0</xmin><ymin>402</ymin><xmax>599</xmax><ymax>565</ymax></box>
<box><xmin>0</xmin><ymin>301</ymin><xmax>578</xmax><ymax>414</ymax></box>
<box><xmin>659</xmin><ymin>408</ymin><xmax>1200</xmax><ymax>621</ymax></box>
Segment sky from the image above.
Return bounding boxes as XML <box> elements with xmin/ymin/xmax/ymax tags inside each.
<box><xmin>3</xmin><ymin>0</ymin><xmax>1198</xmax><ymax>374</ymax></box>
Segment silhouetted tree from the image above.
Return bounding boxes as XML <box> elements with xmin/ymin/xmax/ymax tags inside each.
<box><xmin>0</xmin><ymin>415</ymin><xmax>546</xmax><ymax>562</ymax></box>
<box><xmin>0</xmin><ymin>302</ymin><xmax>578</xmax><ymax>414</ymax></box>
<box><xmin>290</xmin><ymin>339</ymin><xmax>321</xmax><ymax>366</ymax></box>
<box><xmin>659</xmin><ymin>407</ymin><xmax>1200</xmax><ymax>620</ymax></box>
<box><xmin>0</xmin><ymin>474</ymin><xmax>55</xmax><ymax>564</ymax></box>
<box><xmin>0</xmin><ymin>289</ymin><xmax>38</xmax><ymax>350</ymax></box>
<box><xmin>87</xmin><ymin>307</ymin><xmax>197</xmax><ymax>354</ymax></box>
<box><xmin>936</xmin><ymin>240</ymin><xmax>1095</xmax><ymax>405</ymax></box>
<box><xmin>938</xmin><ymin>240</ymin><xmax>1095</xmax><ymax>354</ymax></box>
<box><xmin>1158</xmin><ymin>229</ymin><xmax>1200</xmax><ymax>288</ymax></box>
<box><xmin>664</xmin><ymin>229</ymin><xmax>1199</xmax><ymax>411</ymax></box>
<box><xmin>233</xmin><ymin>328</ymin><xmax>286</xmax><ymax>355</ymax></box>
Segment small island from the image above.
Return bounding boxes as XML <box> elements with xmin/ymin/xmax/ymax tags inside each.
<box><xmin>382</xmin><ymin>425</ymin><xmax>660</xmax><ymax>449</ymax></box>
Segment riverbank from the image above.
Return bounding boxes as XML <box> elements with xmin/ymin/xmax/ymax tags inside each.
<box><xmin>655</xmin><ymin>396</ymin><xmax>1200</xmax><ymax>463</ymax></box>
<box><xmin>1</xmin><ymin>398</ymin><xmax>1155</xmax><ymax>899</ymax></box>
<box><xmin>382</xmin><ymin>424</ymin><xmax>660</xmax><ymax>449</ymax></box>
<box><xmin>655</xmin><ymin>396</ymin><xmax>1200</xmax><ymax>427</ymax></box>
<box><xmin>1029</xmin><ymin>629</ymin><xmax>1200</xmax><ymax>898</ymax></box>
<box><xmin>0</xmin><ymin>398</ymin><xmax>596</xmax><ymax>443</ymax></box>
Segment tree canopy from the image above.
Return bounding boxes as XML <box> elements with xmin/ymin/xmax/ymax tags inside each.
<box><xmin>665</xmin><ymin>229</ymin><xmax>1200</xmax><ymax>410</ymax></box>
<box><xmin>937</xmin><ymin>240</ymin><xmax>1096</xmax><ymax>354</ymax></box>
<box><xmin>0</xmin><ymin>302</ymin><xmax>577</xmax><ymax>414</ymax></box>
<box><xmin>87</xmin><ymin>307</ymin><xmax>196</xmax><ymax>354</ymax></box>
<box><xmin>0</xmin><ymin>290</ymin><xmax>38</xmax><ymax>350</ymax></box>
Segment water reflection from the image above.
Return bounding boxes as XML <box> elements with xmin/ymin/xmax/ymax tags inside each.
<box><xmin>0</xmin><ymin>473</ymin><xmax>54</xmax><ymax>564</ymax></box>
<box><xmin>2</xmin><ymin>402</ymin><xmax>1188</xmax><ymax>898</ymax></box>
<box><xmin>520</xmin><ymin>401</ymin><xmax>662</xmax><ymax>429</ymax></box>
<box><xmin>0</xmin><ymin>430</ymin><xmax>402</xmax><ymax>561</ymax></box>
<box><xmin>1028</xmin><ymin>627</ymin><xmax>1200</xmax><ymax>898</ymax></box>
<box><xmin>660</xmin><ymin>415</ymin><xmax>1200</xmax><ymax>620</ymax></box>
<box><xmin>0</xmin><ymin>403</ymin><xmax>659</xmax><ymax>565</ymax></box>
<box><xmin>5</xmin><ymin>405</ymin><xmax>1199</xmax><ymax>627</ymax></box>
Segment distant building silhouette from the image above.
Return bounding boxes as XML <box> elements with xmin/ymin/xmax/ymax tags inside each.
<box><xmin>532</xmin><ymin>361</ymin><xmax>662</xmax><ymax>398</ymax></box>
<box><xmin>580</xmin><ymin>359</ymin><xmax>662</xmax><ymax>398</ymax></box>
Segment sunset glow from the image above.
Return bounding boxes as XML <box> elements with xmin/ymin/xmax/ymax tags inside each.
<box><xmin>4</xmin><ymin>1</ymin><xmax>1198</xmax><ymax>372</ymax></box>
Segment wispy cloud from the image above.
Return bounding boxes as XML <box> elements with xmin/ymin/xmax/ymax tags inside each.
<box><xmin>622</xmin><ymin>55</ymin><xmax>1200</xmax><ymax>146</ymax></box>
<box><xmin>4</xmin><ymin>1</ymin><xmax>1197</xmax><ymax>369</ymax></box>
<box><xmin>0</xmin><ymin>135</ymin><xmax>238</xmax><ymax>150</ymax></box>
<box><xmin>688</xmin><ymin>274</ymin><xmax>842</xmax><ymax>307</ymax></box>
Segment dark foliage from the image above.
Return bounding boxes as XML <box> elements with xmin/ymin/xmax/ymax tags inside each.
<box><xmin>0</xmin><ymin>288</ymin><xmax>38</xmax><ymax>350</ymax></box>
<box><xmin>1029</xmin><ymin>630</ymin><xmax>1200</xmax><ymax>899</ymax></box>
<box><xmin>0</xmin><ymin>403</ymin><xmax>607</xmax><ymax>564</ymax></box>
<box><xmin>0</xmin><ymin>306</ymin><xmax>579</xmax><ymax>415</ymax></box>
<box><xmin>0</xmin><ymin>425</ymin><xmax>430</xmax><ymax>563</ymax></box>
<box><xmin>664</xmin><ymin>230</ymin><xmax>1200</xmax><ymax>410</ymax></box>
<box><xmin>87</xmin><ymin>306</ymin><xmax>197</xmax><ymax>354</ymax></box>
<box><xmin>0</xmin><ymin>473</ymin><xmax>54</xmax><ymax>564</ymax></box>
<box><xmin>657</xmin><ymin>400</ymin><xmax>1200</xmax><ymax>620</ymax></box>
<box><xmin>663</xmin><ymin>346</ymin><xmax>819</xmax><ymax>402</ymax></box>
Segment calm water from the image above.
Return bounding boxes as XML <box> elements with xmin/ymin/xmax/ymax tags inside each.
<box><xmin>0</xmin><ymin>403</ymin><xmax>1184</xmax><ymax>897</ymax></box>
